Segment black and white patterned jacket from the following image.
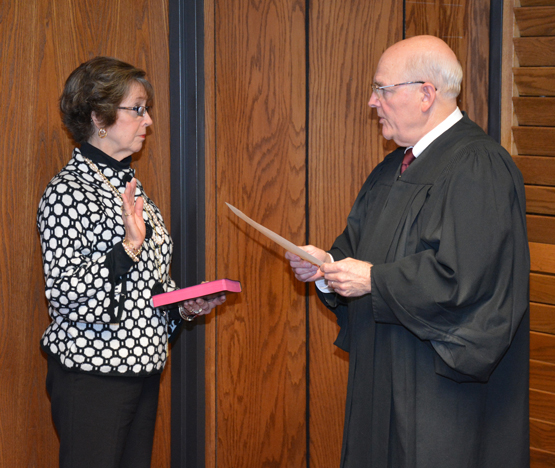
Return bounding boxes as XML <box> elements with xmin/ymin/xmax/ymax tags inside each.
<box><xmin>37</xmin><ymin>144</ymin><xmax>182</xmax><ymax>376</ymax></box>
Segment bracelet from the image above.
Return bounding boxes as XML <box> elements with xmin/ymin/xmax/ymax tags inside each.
<box><xmin>122</xmin><ymin>238</ymin><xmax>143</xmax><ymax>262</ymax></box>
<box><xmin>178</xmin><ymin>304</ymin><xmax>196</xmax><ymax>322</ymax></box>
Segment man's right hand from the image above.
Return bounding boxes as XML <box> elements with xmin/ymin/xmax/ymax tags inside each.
<box><xmin>285</xmin><ymin>245</ymin><xmax>329</xmax><ymax>282</ymax></box>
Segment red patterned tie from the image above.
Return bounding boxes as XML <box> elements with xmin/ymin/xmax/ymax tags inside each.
<box><xmin>401</xmin><ymin>148</ymin><xmax>416</xmax><ymax>174</ymax></box>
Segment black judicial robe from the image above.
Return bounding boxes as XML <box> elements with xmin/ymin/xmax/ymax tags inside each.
<box><xmin>319</xmin><ymin>114</ymin><xmax>530</xmax><ymax>468</ymax></box>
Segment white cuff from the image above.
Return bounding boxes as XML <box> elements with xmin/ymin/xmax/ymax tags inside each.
<box><xmin>315</xmin><ymin>253</ymin><xmax>334</xmax><ymax>293</ymax></box>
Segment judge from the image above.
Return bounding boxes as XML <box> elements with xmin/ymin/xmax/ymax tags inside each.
<box><xmin>286</xmin><ymin>35</ymin><xmax>530</xmax><ymax>468</ymax></box>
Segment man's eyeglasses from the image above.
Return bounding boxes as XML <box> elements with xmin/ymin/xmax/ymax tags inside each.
<box><xmin>117</xmin><ymin>106</ymin><xmax>151</xmax><ymax>117</ymax></box>
<box><xmin>371</xmin><ymin>81</ymin><xmax>426</xmax><ymax>98</ymax></box>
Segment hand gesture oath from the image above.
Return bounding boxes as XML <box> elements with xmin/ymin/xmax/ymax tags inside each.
<box><xmin>121</xmin><ymin>178</ymin><xmax>146</xmax><ymax>249</ymax></box>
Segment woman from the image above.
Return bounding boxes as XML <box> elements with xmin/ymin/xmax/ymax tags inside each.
<box><xmin>36</xmin><ymin>56</ymin><xmax>224</xmax><ymax>468</ymax></box>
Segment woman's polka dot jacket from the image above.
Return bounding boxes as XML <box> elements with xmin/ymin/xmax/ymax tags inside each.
<box><xmin>37</xmin><ymin>148</ymin><xmax>182</xmax><ymax>376</ymax></box>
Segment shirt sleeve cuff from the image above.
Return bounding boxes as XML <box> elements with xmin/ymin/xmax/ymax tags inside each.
<box><xmin>106</xmin><ymin>242</ymin><xmax>135</xmax><ymax>279</ymax></box>
<box><xmin>314</xmin><ymin>252</ymin><xmax>335</xmax><ymax>293</ymax></box>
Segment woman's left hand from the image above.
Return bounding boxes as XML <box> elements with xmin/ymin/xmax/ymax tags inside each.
<box><xmin>182</xmin><ymin>294</ymin><xmax>227</xmax><ymax>317</ymax></box>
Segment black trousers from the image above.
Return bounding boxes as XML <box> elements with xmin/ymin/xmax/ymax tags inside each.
<box><xmin>46</xmin><ymin>356</ymin><xmax>161</xmax><ymax>468</ymax></box>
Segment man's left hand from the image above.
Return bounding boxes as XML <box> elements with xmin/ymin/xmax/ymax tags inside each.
<box><xmin>320</xmin><ymin>258</ymin><xmax>372</xmax><ymax>297</ymax></box>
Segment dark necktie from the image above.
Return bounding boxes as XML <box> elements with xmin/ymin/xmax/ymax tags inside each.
<box><xmin>400</xmin><ymin>148</ymin><xmax>416</xmax><ymax>174</ymax></box>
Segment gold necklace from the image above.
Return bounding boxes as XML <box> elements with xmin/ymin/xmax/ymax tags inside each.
<box><xmin>83</xmin><ymin>156</ymin><xmax>168</xmax><ymax>283</ymax></box>
<box><xmin>83</xmin><ymin>156</ymin><xmax>166</xmax><ymax>246</ymax></box>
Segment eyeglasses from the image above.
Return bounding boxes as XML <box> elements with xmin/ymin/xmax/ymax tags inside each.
<box><xmin>117</xmin><ymin>106</ymin><xmax>151</xmax><ymax>117</ymax></box>
<box><xmin>371</xmin><ymin>81</ymin><xmax>426</xmax><ymax>99</ymax></box>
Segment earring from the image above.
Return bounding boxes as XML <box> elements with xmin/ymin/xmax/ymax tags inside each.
<box><xmin>98</xmin><ymin>128</ymin><xmax>107</xmax><ymax>139</ymax></box>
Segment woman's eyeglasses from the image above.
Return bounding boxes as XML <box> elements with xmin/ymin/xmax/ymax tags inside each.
<box><xmin>117</xmin><ymin>106</ymin><xmax>151</xmax><ymax>117</ymax></box>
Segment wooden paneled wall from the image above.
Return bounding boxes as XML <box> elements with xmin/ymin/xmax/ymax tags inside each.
<box><xmin>0</xmin><ymin>1</ymin><xmax>172</xmax><ymax>466</ymax></box>
<box><xmin>204</xmin><ymin>0</ymin><xmax>490</xmax><ymax>467</ymax></box>
<box><xmin>205</xmin><ymin>1</ymin><xmax>310</xmax><ymax>465</ymax></box>
<box><xmin>306</xmin><ymin>2</ymin><xmax>402</xmax><ymax>465</ymax></box>
<box><xmin>502</xmin><ymin>0</ymin><xmax>555</xmax><ymax>466</ymax></box>
<box><xmin>405</xmin><ymin>0</ymin><xmax>491</xmax><ymax>130</ymax></box>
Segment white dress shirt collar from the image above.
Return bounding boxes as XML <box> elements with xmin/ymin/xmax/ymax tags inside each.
<box><xmin>410</xmin><ymin>107</ymin><xmax>463</xmax><ymax>157</ymax></box>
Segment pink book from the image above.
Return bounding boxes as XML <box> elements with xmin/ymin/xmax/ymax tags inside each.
<box><xmin>152</xmin><ymin>278</ymin><xmax>241</xmax><ymax>310</ymax></box>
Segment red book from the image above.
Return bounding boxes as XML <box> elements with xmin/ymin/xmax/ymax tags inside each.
<box><xmin>152</xmin><ymin>278</ymin><xmax>241</xmax><ymax>310</ymax></box>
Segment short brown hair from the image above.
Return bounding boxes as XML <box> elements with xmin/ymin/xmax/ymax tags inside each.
<box><xmin>59</xmin><ymin>56</ymin><xmax>154</xmax><ymax>143</ymax></box>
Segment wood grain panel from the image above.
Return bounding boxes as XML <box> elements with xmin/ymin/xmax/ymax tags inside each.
<box><xmin>405</xmin><ymin>0</ymin><xmax>489</xmax><ymax>130</ymax></box>
<box><xmin>0</xmin><ymin>1</ymin><xmax>171</xmax><ymax>466</ymax></box>
<box><xmin>206</xmin><ymin>0</ymin><xmax>497</xmax><ymax>466</ymax></box>
<box><xmin>531</xmin><ymin>332</ymin><xmax>555</xmax><ymax>364</ymax></box>
<box><xmin>515</xmin><ymin>6</ymin><xmax>555</xmax><ymax>37</ymax></box>
<box><xmin>515</xmin><ymin>37</ymin><xmax>555</xmax><ymax>66</ymax></box>
<box><xmin>526</xmin><ymin>186</ymin><xmax>555</xmax><ymax>215</ymax></box>
<box><xmin>531</xmin><ymin>447</ymin><xmax>555</xmax><ymax>467</ymax></box>
<box><xmin>514</xmin><ymin>67</ymin><xmax>555</xmax><ymax>96</ymax></box>
<box><xmin>513</xmin><ymin>127</ymin><xmax>555</xmax><ymax>156</ymax></box>
<box><xmin>514</xmin><ymin>156</ymin><xmax>555</xmax><ymax>186</ymax></box>
<box><xmin>513</xmin><ymin>97</ymin><xmax>555</xmax><ymax>127</ymax></box>
<box><xmin>531</xmin><ymin>360</ymin><xmax>555</xmax><ymax>393</ymax></box>
<box><xmin>521</xmin><ymin>0</ymin><xmax>555</xmax><ymax>6</ymax></box>
<box><xmin>211</xmin><ymin>0</ymin><xmax>308</xmax><ymax>466</ymax></box>
<box><xmin>530</xmin><ymin>388</ymin><xmax>555</xmax><ymax>423</ymax></box>
<box><xmin>530</xmin><ymin>273</ymin><xmax>555</xmax><ymax>305</ymax></box>
<box><xmin>308</xmin><ymin>0</ymin><xmax>401</xmax><ymax>464</ymax></box>
<box><xmin>204</xmin><ymin>0</ymin><xmax>218</xmax><ymax>462</ymax></box>
<box><xmin>515</xmin><ymin>7</ymin><xmax>555</xmax><ymax>37</ymax></box>
<box><xmin>504</xmin><ymin>0</ymin><xmax>555</xmax><ymax>465</ymax></box>
<box><xmin>531</xmin><ymin>303</ymin><xmax>555</xmax><ymax>334</ymax></box>
<box><xmin>531</xmin><ymin>418</ymin><xmax>555</xmax><ymax>454</ymax></box>
<box><xmin>530</xmin><ymin>243</ymin><xmax>555</xmax><ymax>273</ymax></box>
<box><xmin>527</xmin><ymin>215</ymin><xmax>555</xmax><ymax>245</ymax></box>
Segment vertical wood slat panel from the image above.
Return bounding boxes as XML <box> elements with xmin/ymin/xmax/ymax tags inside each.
<box><xmin>506</xmin><ymin>2</ymin><xmax>555</xmax><ymax>464</ymax></box>
<box><xmin>525</xmin><ymin>186</ymin><xmax>555</xmax><ymax>215</ymax></box>
<box><xmin>527</xmin><ymin>215</ymin><xmax>555</xmax><ymax>245</ymax></box>
<box><xmin>405</xmin><ymin>0</ymin><xmax>490</xmax><ymax>131</ymax></box>
<box><xmin>531</xmin><ymin>332</ymin><xmax>555</xmax><ymax>364</ymax></box>
<box><xmin>513</xmin><ymin>97</ymin><xmax>555</xmax><ymax>127</ymax></box>
<box><xmin>530</xmin><ymin>360</ymin><xmax>555</xmax><ymax>393</ymax></box>
<box><xmin>513</xmin><ymin>127</ymin><xmax>555</xmax><ymax>156</ymax></box>
<box><xmin>521</xmin><ymin>0</ymin><xmax>555</xmax><ymax>6</ymax></box>
<box><xmin>531</xmin><ymin>418</ymin><xmax>555</xmax><ymax>453</ymax></box>
<box><xmin>530</xmin><ymin>447</ymin><xmax>555</xmax><ymax>468</ymax></box>
<box><xmin>531</xmin><ymin>302</ymin><xmax>555</xmax><ymax>335</ymax></box>
<box><xmin>530</xmin><ymin>273</ymin><xmax>555</xmax><ymax>305</ymax></box>
<box><xmin>0</xmin><ymin>1</ymin><xmax>171</xmax><ymax>467</ymax></box>
<box><xmin>210</xmin><ymin>0</ymin><xmax>308</xmax><ymax>466</ymax></box>
<box><xmin>515</xmin><ymin>37</ymin><xmax>555</xmax><ymax>66</ymax></box>
<box><xmin>515</xmin><ymin>7</ymin><xmax>555</xmax><ymax>37</ymax></box>
<box><xmin>514</xmin><ymin>68</ymin><xmax>555</xmax><ymax>97</ymax></box>
<box><xmin>513</xmin><ymin>156</ymin><xmax>555</xmax><ymax>186</ymax></box>
<box><xmin>530</xmin><ymin>242</ymin><xmax>555</xmax><ymax>273</ymax></box>
<box><xmin>531</xmin><ymin>389</ymin><xmax>555</xmax><ymax>423</ymax></box>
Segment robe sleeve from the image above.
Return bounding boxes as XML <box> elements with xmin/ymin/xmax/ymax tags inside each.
<box><xmin>317</xmin><ymin>156</ymin><xmax>399</xmax><ymax>352</ymax></box>
<box><xmin>371</xmin><ymin>147</ymin><xmax>529</xmax><ymax>382</ymax></box>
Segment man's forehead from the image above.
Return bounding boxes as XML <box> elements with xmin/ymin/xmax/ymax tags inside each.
<box><xmin>373</xmin><ymin>54</ymin><xmax>403</xmax><ymax>84</ymax></box>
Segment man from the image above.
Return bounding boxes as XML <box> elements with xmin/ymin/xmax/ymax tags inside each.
<box><xmin>286</xmin><ymin>36</ymin><xmax>530</xmax><ymax>467</ymax></box>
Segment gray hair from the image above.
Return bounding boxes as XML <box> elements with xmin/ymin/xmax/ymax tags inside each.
<box><xmin>404</xmin><ymin>50</ymin><xmax>463</xmax><ymax>99</ymax></box>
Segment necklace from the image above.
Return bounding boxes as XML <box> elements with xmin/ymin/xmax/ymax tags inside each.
<box><xmin>83</xmin><ymin>155</ymin><xmax>168</xmax><ymax>298</ymax></box>
<box><xmin>83</xmin><ymin>157</ymin><xmax>166</xmax><ymax>246</ymax></box>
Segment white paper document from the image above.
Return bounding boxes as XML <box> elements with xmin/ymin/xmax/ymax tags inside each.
<box><xmin>226</xmin><ymin>202</ymin><xmax>323</xmax><ymax>266</ymax></box>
